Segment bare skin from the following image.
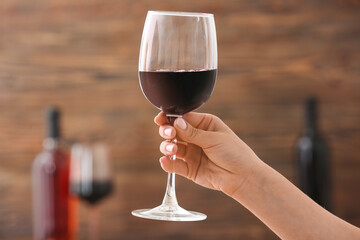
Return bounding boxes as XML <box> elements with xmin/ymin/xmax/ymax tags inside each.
<box><xmin>155</xmin><ymin>111</ymin><xmax>360</xmax><ymax>240</ymax></box>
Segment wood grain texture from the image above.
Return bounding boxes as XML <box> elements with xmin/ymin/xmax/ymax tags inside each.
<box><xmin>0</xmin><ymin>0</ymin><xmax>360</xmax><ymax>239</ymax></box>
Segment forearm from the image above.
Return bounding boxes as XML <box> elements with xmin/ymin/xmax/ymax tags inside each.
<box><xmin>232</xmin><ymin>161</ymin><xmax>360</xmax><ymax>240</ymax></box>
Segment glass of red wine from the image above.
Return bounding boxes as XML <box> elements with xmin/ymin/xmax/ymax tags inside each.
<box><xmin>132</xmin><ymin>11</ymin><xmax>217</xmax><ymax>221</ymax></box>
<box><xmin>71</xmin><ymin>143</ymin><xmax>113</xmax><ymax>240</ymax></box>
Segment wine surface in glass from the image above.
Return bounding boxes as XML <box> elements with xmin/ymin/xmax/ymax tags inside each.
<box><xmin>139</xmin><ymin>69</ymin><xmax>217</xmax><ymax>115</ymax></box>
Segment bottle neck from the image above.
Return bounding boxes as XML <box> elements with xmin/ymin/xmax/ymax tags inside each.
<box><xmin>304</xmin><ymin>127</ymin><xmax>317</xmax><ymax>138</ymax></box>
<box><xmin>43</xmin><ymin>137</ymin><xmax>59</xmax><ymax>150</ymax></box>
<box><xmin>44</xmin><ymin>107</ymin><xmax>61</xmax><ymax>149</ymax></box>
<box><xmin>305</xmin><ymin>113</ymin><xmax>318</xmax><ymax>134</ymax></box>
<box><xmin>303</xmin><ymin>97</ymin><xmax>319</xmax><ymax>137</ymax></box>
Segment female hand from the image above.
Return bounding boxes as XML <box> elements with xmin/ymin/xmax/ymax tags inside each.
<box><xmin>155</xmin><ymin>111</ymin><xmax>264</xmax><ymax>197</ymax></box>
<box><xmin>156</xmin><ymin>112</ymin><xmax>360</xmax><ymax>240</ymax></box>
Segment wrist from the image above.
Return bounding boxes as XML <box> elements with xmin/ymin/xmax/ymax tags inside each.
<box><xmin>229</xmin><ymin>159</ymin><xmax>270</xmax><ymax>202</ymax></box>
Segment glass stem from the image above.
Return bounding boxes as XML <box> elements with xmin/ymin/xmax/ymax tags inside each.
<box><xmin>162</xmin><ymin>114</ymin><xmax>181</xmax><ymax>207</ymax></box>
<box><xmin>89</xmin><ymin>204</ymin><xmax>100</xmax><ymax>240</ymax></box>
<box><xmin>162</xmin><ymin>153</ymin><xmax>178</xmax><ymax>207</ymax></box>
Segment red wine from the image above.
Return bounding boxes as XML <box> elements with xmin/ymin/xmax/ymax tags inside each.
<box><xmin>32</xmin><ymin>107</ymin><xmax>76</xmax><ymax>240</ymax></box>
<box><xmin>139</xmin><ymin>69</ymin><xmax>217</xmax><ymax>115</ymax></box>
<box><xmin>73</xmin><ymin>181</ymin><xmax>113</xmax><ymax>205</ymax></box>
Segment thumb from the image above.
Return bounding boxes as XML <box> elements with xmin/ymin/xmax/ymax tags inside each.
<box><xmin>174</xmin><ymin>117</ymin><xmax>214</xmax><ymax>148</ymax></box>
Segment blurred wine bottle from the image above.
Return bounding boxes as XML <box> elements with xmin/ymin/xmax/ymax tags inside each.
<box><xmin>32</xmin><ymin>107</ymin><xmax>77</xmax><ymax>240</ymax></box>
<box><xmin>296</xmin><ymin>97</ymin><xmax>331</xmax><ymax>210</ymax></box>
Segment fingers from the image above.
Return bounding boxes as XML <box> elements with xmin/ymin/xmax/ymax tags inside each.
<box><xmin>174</xmin><ymin>117</ymin><xmax>216</xmax><ymax>149</ymax></box>
<box><xmin>154</xmin><ymin>112</ymin><xmax>168</xmax><ymax>126</ymax></box>
<box><xmin>156</xmin><ymin>111</ymin><xmax>224</xmax><ymax>149</ymax></box>
<box><xmin>159</xmin><ymin>141</ymin><xmax>187</xmax><ymax>159</ymax></box>
<box><xmin>159</xmin><ymin>156</ymin><xmax>189</xmax><ymax>178</ymax></box>
<box><xmin>160</xmin><ymin>141</ymin><xmax>177</xmax><ymax>155</ymax></box>
<box><xmin>183</xmin><ymin>112</ymin><xmax>228</xmax><ymax>131</ymax></box>
<box><xmin>155</xmin><ymin>111</ymin><xmax>225</xmax><ymax>130</ymax></box>
<box><xmin>159</xmin><ymin>125</ymin><xmax>176</xmax><ymax>140</ymax></box>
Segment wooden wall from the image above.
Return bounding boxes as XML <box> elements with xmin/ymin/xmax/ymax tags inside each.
<box><xmin>1</xmin><ymin>0</ymin><xmax>359</xmax><ymax>239</ymax></box>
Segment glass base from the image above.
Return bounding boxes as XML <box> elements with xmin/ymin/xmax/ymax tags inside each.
<box><xmin>132</xmin><ymin>204</ymin><xmax>207</xmax><ymax>221</ymax></box>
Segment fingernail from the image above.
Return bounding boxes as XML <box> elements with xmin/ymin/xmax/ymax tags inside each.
<box><xmin>164</xmin><ymin>128</ymin><xmax>172</xmax><ymax>137</ymax></box>
<box><xmin>165</xmin><ymin>144</ymin><xmax>174</xmax><ymax>152</ymax></box>
<box><xmin>175</xmin><ymin>118</ymin><xmax>187</xmax><ymax>130</ymax></box>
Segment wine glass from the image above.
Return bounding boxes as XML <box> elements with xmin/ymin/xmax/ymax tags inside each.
<box><xmin>71</xmin><ymin>143</ymin><xmax>113</xmax><ymax>240</ymax></box>
<box><xmin>132</xmin><ymin>11</ymin><xmax>217</xmax><ymax>221</ymax></box>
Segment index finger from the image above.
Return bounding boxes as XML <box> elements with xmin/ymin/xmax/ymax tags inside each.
<box><xmin>154</xmin><ymin>112</ymin><xmax>168</xmax><ymax>126</ymax></box>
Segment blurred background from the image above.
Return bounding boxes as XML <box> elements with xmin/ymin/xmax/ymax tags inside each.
<box><xmin>1</xmin><ymin>0</ymin><xmax>360</xmax><ymax>239</ymax></box>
